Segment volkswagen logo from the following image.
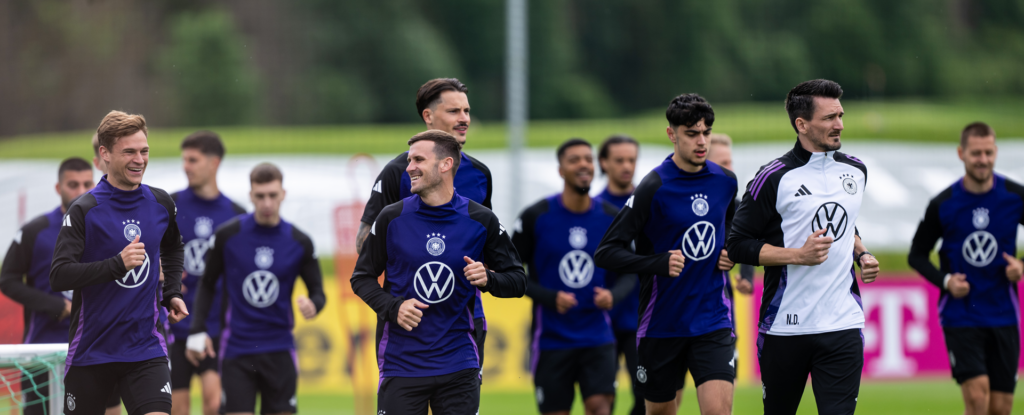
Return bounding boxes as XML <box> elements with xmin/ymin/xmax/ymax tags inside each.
<box><xmin>414</xmin><ymin>261</ymin><xmax>455</xmax><ymax>304</ymax></box>
<box><xmin>558</xmin><ymin>250</ymin><xmax>594</xmax><ymax>288</ymax></box>
<box><xmin>184</xmin><ymin>238</ymin><xmax>210</xmax><ymax>275</ymax></box>
<box><xmin>243</xmin><ymin>270</ymin><xmax>280</xmax><ymax>308</ymax></box>
<box><xmin>682</xmin><ymin>221</ymin><xmax>717</xmax><ymax>261</ymax></box>
<box><xmin>811</xmin><ymin>202</ymin><xmax>848</xmax><ymax>241</ymax></box>
<box><xmin>962</xmin><ymin>230</ymin><xmax>998</xmax><ymax>267</ymax></box>
<box><xmin>117</xmin><ymin>252</ymin><xmax>150</xmax><ymax>288</ymax></box>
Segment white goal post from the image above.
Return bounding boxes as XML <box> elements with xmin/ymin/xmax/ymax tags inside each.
<box><xmin>0</xmin><ymin>343</ymin><xmax>68</xmax><ymax>415</ymax></box>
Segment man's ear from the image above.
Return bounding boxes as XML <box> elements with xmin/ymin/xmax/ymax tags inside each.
<box><xmin>957</xmin><ymin>146</ymin><xmax>965</xmax><ymax>162</ymax></box>
<box><xmin>796</xmin><ymin>118</ymin><xmax>808</xmax><ymax>135</ymax></box>
<box><xmin>422</xmin><ymin>108</ymin><xmax>433</xmax><ymax>126</ymax></box>
<box><xmin>666</xmin><ymin>126</ymin><xmax>676</xmax><ymax>144</ymax></box>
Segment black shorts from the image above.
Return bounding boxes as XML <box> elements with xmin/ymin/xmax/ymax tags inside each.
<box><xmin>533</xmin><ymin>343</ymin><xmax>616</xmax><ymax>412</ymax></box>
<box><xmin>63</xmin><ymin>357</ymin><xmax>172</xmax><ymax>415</ymax></box>
<box><xmin>637</xmin><ymin>328</ymin><xmax>736</xmax><ymax>403</ymax></box>
<box><xmin>944</xmin><ymin>325</ymin><xmax>1020</xmax><ymax>393</ymax></box>
<box><xmin>221</xmin><ymin>351</ymin><xmax>298</xmax><ymax>414</ymax></box>
<box><xmin>169</xmin><ymin>338</ymin><xmax>219</xmax><ymax>390</ymax></box>
<box><xmin>378</xmin><ymin>368</ymin><xmax>480</xmax><ymax>415</ymax></box>
<box><xmin>758</xmin><ymin>329</ymin><xmax>863</xmax><ymax>415</ymax></box>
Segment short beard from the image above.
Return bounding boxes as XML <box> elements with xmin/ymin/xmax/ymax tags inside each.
<box><xmin>816</xmin><ymin>134</ymin><xmax>842</xmax><ymax>151</ymax></box>
<box><xmin>571</xmin><ymin>184</ymin><xmax>591</xmax><ymax>195</ymax></box>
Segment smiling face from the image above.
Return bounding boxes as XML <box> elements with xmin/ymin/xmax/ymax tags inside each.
<box><xmin>407</xmin><ymin>140</ymin><xmax>453</xmax><ymax>196</ymax></box>
<box><xmin>798</xmin><ymin>97</ymin><xmax>844</xmax><ymax>152</ymax></box>
<box><xmin>101</xmin><ymin>130</ymin><xmax>149</xmax><ymax>190</ymax></box>
<box><xmin>958</xmin><ymin>135</ymin><xmax>997</xmax><ymax>185</ymax></box>
<box><xmin>182</xmin><ymin>148</ymin><xmax>219</xmax><ymax>189</ymax></box>
<box><xmin>559</xmin><ymin>144</ymin><xmax>594</xmax><ymax>195</ymax></box>
<box><xmin>668</xmin><ymin>118</ymin><xmax>711</xmax><ymax>170</ymax></box>
<box><xmin>600</xmin><ymin>142</ymin><xmax>637</xmax><ymax>190</ymax></box>
<box><xmin>423</xmin><ymin>91</ymin><xmax>471</xmax><ymax>145</ymax></box>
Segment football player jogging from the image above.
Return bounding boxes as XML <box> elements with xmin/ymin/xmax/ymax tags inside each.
<box><xmin>514</xmin><ymin>139</ymin><xmax>634</xmax><ymax>415</ymax></box>
<box><xmin>727</xmin><ymin>79</ymin><xmax>880</xmax><ymax>415</ymax></box>
<box><xmin>352</xmin><ymin>130</ymin><xmax>526</xmax><ymax>414</ymax></box>
<box><xmin>908</xmin><ymin>122</ymin><xmax>1024</xmax><ymax>415</ymax></box>
<box><xmin>0</xmin><ymin>158</ymin><xmax>93</xmax><ymax>415</ymax></box>
<box><xmin>169</xmin><ymin>131</ymin><xmax>246</xmax><ymax>415</ymax></box>
<box><xmin>50</xmin><ymin>111</ymin><xmax>188</xmax><ymax>415</ymax></box>
<box><xmin>356</xmin><ymin>78</ymin><xmax>494</xmax><ymax>375</ymax></box>
<box><xmin>187</xmin><ymin>163</ymin><xmax>324</xmax><ymax>415</ymax></box>
<box><xmin>595</xmin><ymin>135</ymin><xmax>644</xmax><ymax>415</ymax></box>
<box><xmin>595</xmin><ymin>94</ymin><xmax>738</xmax><ymax>415</ymax></box>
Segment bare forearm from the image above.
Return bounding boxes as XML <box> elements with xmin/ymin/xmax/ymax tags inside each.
<box><xmin>758</xmin><ymin>244</ymin><xmax>800</xmax><ymax>267</ymax></box>
<box><xmin>355</xmin><ymin>222</ymin><xmax>371</xmax><ymax>255</ymax></box>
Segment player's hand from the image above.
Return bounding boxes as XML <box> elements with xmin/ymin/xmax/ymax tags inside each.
<box><xmin>186</xmin><ymin>334</ymin><xmax>215</xmax><ymax>367</ymax></box>
<box><xmin>717</xmin><ymin>249</ymin><xmax>735</xmax><ymax>271</ymax></box>
<box><xmin>1003</xmin><ymin>253</ymin><xmax>1023</xmax><ymax>282</ymax></box>
<box><xmin>398</xmin><ymin>298</ymin><xmax>429</xmax><ymax>331</ymax></box>
<box><xmin>735</xmin><ymin>278</ymin><xmax>753</xmax><ymax>295</ymax></box>
<box><xmin>593</xmin><ymin>287</ymin><xmax>613</xmax><ymax>310</ymax></box>
<box><xmin>167</xmin><ymin>297</ymin><xmax>188</xmax><ymax>324</ymax></box>
<box><xmin>555</xmin><ymin>291</ymin><xmax>577</xmax><ymax>314</ymax></box>
<box><xmin>59</xmin><ymin>299</ymin><xmax>72</xmax><ymax>320</ymax></box>
<box><xmin>948</xmin><ymin>273</ymin><xmax>970</xmax><ymax>298</ymax></box>
<box><xmin>120</xmin><ymin>235</ymin><xmax>145</xmax><ymax>269</ymax></box>
<box><xmin>297</xmin><ymin>296</ymin><xmax>317</xmax><ymax>320</ymax></box>
<box><xmin>796</xmin><ymin>228</ymin><xmax>832</xmax><ymax>265</ymax></box>
<box><xmin>859</xmin><ymin>254</ymin><xmax>880</xmax><ymax>283</ymax></box>
<box><xmin>667</xmin><ymin>250</ymin><xmax>685</xmax><ymax>277</ymax></box>
<box><xmin>464</xmin><ymin>256</ymin><xmax>488</xmax><ymax>287</ymax></box>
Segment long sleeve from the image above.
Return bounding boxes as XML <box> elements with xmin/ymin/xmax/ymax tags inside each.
<box><xmin>0</xmin><ymin>220</ymin><xmax>66</xmax><ymax>319</ymax></box>
<box><xmin>190</xmin><ymin>222</ymin><xmax>229</xmax><ymax>335</ymax></box>
<box><xmin>513</xmin><ymin>203</ymin><xmax>557</xmax><ymax>307</ymax></box>
<box><xmin>155</xmin><ymin>189</ymin><xmax>184</xmax><ymax>307</ymax></box>
<box><xmin>908</xmin><ymin>195</ymin><xmax>947</xmax><ymax>288</ymax></box>
<box><xmin>352</xmin><ymin>203</ymin><xmax>405</xmax><ymax>324</ymax></box>
<box><xmin>608</xmin><ymin>273</ymin><xmax>637</xmax><ymax>306</ymax></box>
<box><xmin>727</xmin><ymin>164</ymin><xmax>782</xmax><ymax>267</ymax></box>
<box><xmin>594</xmin><ymin>173</ymin><xmax>671</xmax><ymax>276</ymax></box>
<box><xmin>739</xmin><ymin>264</ymin><xmax>755</xmax><ymax>282</ymax></box>
<box><xmin>360</xmin><ymin>155</ymin><xmax>405</xmax><ymax>225</ymax></box>
<box><xmin>50</xmin><ymin>197</ymin><xmax>128</xmax><ymax>291</ymax></box>
<box><xmin>477</xmin><ymin>210</ymin><xmax>526</xmax><ymax>298</ymax></box>
<box><xmin>295</xmin><ymin>229</ymin><xmax>326</xmax><ymax>313</ymax></box>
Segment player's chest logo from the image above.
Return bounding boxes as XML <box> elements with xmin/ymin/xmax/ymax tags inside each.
<box><xmin>682</xmin><ymin>221</ymin><xmax>717</xmax><ymax>261</ymax></box>
<box><xmin>184</xmin><ymin>238</ymin><xmax>211</xmax><ymax>275</ymax></box>
<box><xmin>244</xmin><ymin>247</ymin><xmax>279</xmax><ymax>308</ymax></box>
<box><xmin>117</xmin><ymin>218</ymin><xmax>149</xmax><ymax>288</ymax></box>
<box><xmin>963</xmin><ymin>208</ymin><xmax>997</xmax><ymax>267</ymax></box>
<box><xmin>194</xmin><ymin>217</ymin><xmax>214</xmax><ymax>238</ymax></box>
<box><xmin>840</xmin><ymin>173</ymin><xmax>857</xmax><ymax>195</ymax></box>
<box><xmin>414</xmin><ymin>261</ymin><xmax>455</xmax><ymax>304</ymax></box>
<box><xmin>811</xmin><ymin>202</ymin><xmax>848</xmax><ymax>241</ymax></box>
<box><xmin>691</xmin><ymin>193</ymin><xmax>710</xmax><ymax>217</ymax></box>
<box><xmin>559</xmin><ymin>227</ymin><xmax>594</xmax><ymax>288</ymax></box>
<box><xmin>426</xmin><ymin>233</ymin><xmax>446</xmax><ymax>256</ymax></box>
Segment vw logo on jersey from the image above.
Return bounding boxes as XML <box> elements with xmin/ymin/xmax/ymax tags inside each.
<box><xmin>255</xmin><ymin>247</ymin><xmax>274</xmax><ymax>270</ymax></box>
<box><xmin>426</xmin><ymin>233</ymin><xmax>446</xmax><ymax>256</ymax></box>
<box><xmin>122</xmin><ymin>219</ymin><xmax>141</xmax><ymax>241</ymax></box>
<box><xmin>691</xmin><ymin>194</ymin><xmax>710</xmax><ymax>217</ymax></box>
<box><xmin>962</xmin><ymin>230</ymin><xmax>998</xmax><ymax>267</ymax></box>
<box><xmin>568</xmin><ymin>227</ymin><xmax>588</xmax><ymax>250</ymax></box>
<box><xmin>811</xmin><ymin>202</ymin><xmax>848</xmax><ymax>241</ymax></box>
<box><xmin>414</xmin><ymin>261</ymin><xmax>456</xmax><ymax>304</ymax></box>
<box><xmin>559</xmin><ymin>250</ymin><xmax>594</xmax><ymax>288</ymax></box>
<box><xmin>184</xmin><ymin>238</ymin><xmax>210</xmax><ymax>275</ymax></box>
<box><xmin>841</xmin><ymin>173</ymin><xmax>857</xmax><ymax>195</ymax></box>
<box><xmin>681</xmin><ymin>221</ymin><xmax>717</xmax><ymax>261</ymax></box>
<box><xmin>117</xmin><ymin>252</ymin><xmax>150</xmax><ymax>288</ymax></box>
<box><xmin>194</xmin><ymin>217</ymin><xmax>214</xmax><ymax>238</ymax></box>
<box><xmin>242</xmin><ymin>270</ymin><xmax>280</xmax><ymax>308</ymax></box>
<box><xmin>972</xmin><ymin>208</ymin><xmax>990</xmax><ymax>230</ymax></box>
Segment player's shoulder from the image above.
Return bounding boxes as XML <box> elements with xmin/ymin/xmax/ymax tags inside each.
<box><xmin>517</xmin><ymin>196</ymin><xmax>553</xmax><ymax>223</ymax></box>
<box><xmin>376</xmin><ymin>200</ymin><xmax>406</xmax><ymax>223</ymax></box>
<box><xmin>928</xmin><ymin>182</ymin><xmax>957</xmax><ymax>209</ymax></box>
<box><xmin>288</xmin><ymin>222</ymin><xmax>315</xmax><ymax>248</ymax></box>
<box><xmin>596</xmin><ymin>198</ymin><xmax>620</xmax><ymax>218</ymax></box>
<box><xmin>229</xmin><ymin>200</ymin><xmax>247</xmax><ymax>214</ymax></box>
<box><xmin>1000</xmin><ymin>175</ymin><xmax>1024</xmax><ymax>199</ymax></box>
<box><xmin>833</xmin><ymin>151</ymin><xmax>868</xmax><ymax>174</ymax></box>
<box><xmin>706</xmin><ymin>161</ymin><xmax>738</xmax><ymax>182</ymax></box>
<box><xmin>467</xmin><ymin>199</ymin><xmax>498</xmax><ymax>222</ymax></box>
<box><xmin>213</xmin><ymin>214</ymin><xmax>245</xmax><ymax>239</ymax></box>
<box><xmin>67</xmin><ymin>191</ymin><xmax>99</xmax><ymax>215</ymax></box>
<box><xmin>170</xmin><ymin>190</ymin><xmax>182</xmax><ymax>202</ymax></box>
<box><xmin>384</xmin><ymin>151</ymin><xmax>411</xmax><ymax>171</ymax></box>
<box><xmin>462</xmin><ymin>152</ymin><xmax>491</xmax><ymax>173</ymax></box>
<box><xmin>20</xmin><ymin>211</ymin><xmax>54</xmax><ymax>236</ymax></box>
<box><xmin>147</xmin><ymin>185</ymin><xmax>175</xmax><ymax>208</ymax></box>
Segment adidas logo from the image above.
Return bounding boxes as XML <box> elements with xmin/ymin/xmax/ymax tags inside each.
<box><xmin>794</xmin><ymin>185</ymin><xmax>812</xmax><ymax>197</ymax></box>
<box><xmin>63</xmin><ymin>215</ymin><xmax>72</xmax><ymax>227</ymax></box>
<box><xmin>372</xmin><ymin>180</ymin><xmax>383</xmax><ymax>194</ymax></box>
<box><xmin>160</xmin><ymin>382</ymin><xmax>172</xmax><ymax>394</ymax></box>
<box><xmin>624</xmin><ymin>195</ymin><xmax>634</xmax><ymax>208</ymax></box>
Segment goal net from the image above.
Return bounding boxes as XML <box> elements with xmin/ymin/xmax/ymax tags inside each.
<box><xmin>0</xmin><ymin>344</ymin><xmax>67</xmax><ymax>415</ymax></box>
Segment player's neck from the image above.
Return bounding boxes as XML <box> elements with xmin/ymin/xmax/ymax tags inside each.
<box><xmin>419</xmin><ymin>183</ymin><xmax>455</xmax><ymax>207</ymax></box>
<box><xmin>255</xmin><ymin>213</ymin><xmax>281</xmax><ymax>227</ymax></box>
<box><xmin>108</xmin><ymin>173</ymin><xmax>139</xmax><ymax>192</ymax></box>
<box><xmin>963</xmin><ymin>175</ymin><xmax>995</xmax><ymax>194</ymax></box>
<box><xmin>605</xmin><ymin>181</ymin><xmax>634</xmax><ymax>196</ymax></box>
<box><xmin>191</xmin><ymin>179</ymin><xmax>220</xmax><ymax>200</ymax></box>
<box><xmin>561</xmin><ymin>188</ymin><xmax>591</xmax><ymax>213</ymax></box>
<box><xmin>671</xmin><ymin>152</ymin><xmax>703</xmax><ymax>173</ymax></box>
